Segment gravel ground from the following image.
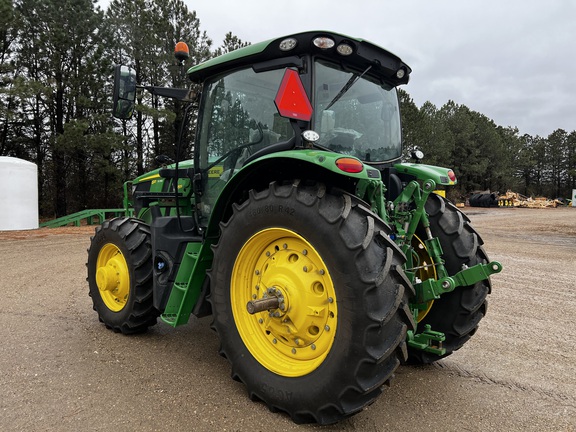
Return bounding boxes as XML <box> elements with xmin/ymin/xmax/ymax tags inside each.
<box><xmin>0</xmin><ymin>207</ymin><xmax>575</xmax><ymax>431</ymax></box>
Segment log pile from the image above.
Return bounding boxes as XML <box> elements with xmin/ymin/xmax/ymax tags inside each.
<box><xmin>497</xmin><ymin>191</ymin><xmax>563</xmax><ymax>208</ymax></box>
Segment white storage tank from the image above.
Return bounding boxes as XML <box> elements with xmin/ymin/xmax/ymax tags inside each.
<box><xmin>0</xmin><ymin>156</ymin><xmax>39</xmax><ymax>231</ymax></box>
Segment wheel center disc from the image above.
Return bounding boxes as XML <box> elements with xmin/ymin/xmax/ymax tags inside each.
<box><xmin>95</xmin><ymin>244</ymin><xmax>130</xmax><ymax>312</ymax></box>
<box><xmin>231</xmin><ymin>228</ymin><xmax>337</xmax><ymax>377</ymax></box>
<box><xmin>412</xmin><ymin>234</ymin><xmax>436</xmax><ymax>322</ymax></box>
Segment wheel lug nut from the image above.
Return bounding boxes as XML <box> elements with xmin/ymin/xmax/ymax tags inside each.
<box><xmin>291</xmin><ymin>348</ymin><xmax>296</xmax><ymax>354</ymax></box>
<box><xmin>325</xmin><ymin>325</ymin><xmax>330</xmax><ymax>331</ymax></box>
<box><xmin>311</xmin><ymin>344</ymin><xmax>316</xmax><ymax>350</ymax></box>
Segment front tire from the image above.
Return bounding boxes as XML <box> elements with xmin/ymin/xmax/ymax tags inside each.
<box><xmin>209</xmin><ymin>181</ymin><xmax>414</xmax><ymax>424</ymax></box>
<box><xmin>87</xmin><ymin>217</ymin><xmax>159</xmax><ymax>334</ymax></box>
<box><xmin>409</xmin><ymin>194</ymin><xmax>491</xmax><ymax>363</ymax></box>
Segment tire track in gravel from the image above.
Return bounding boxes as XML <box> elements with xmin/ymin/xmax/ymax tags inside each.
<box><xmin>434</xmin><ymin>359</ymin><xmax>576</xmax><ymax>410</ymax></box>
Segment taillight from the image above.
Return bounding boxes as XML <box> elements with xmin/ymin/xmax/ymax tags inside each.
<box><xmin>335</xmin><ymin>157</ymin><xmax>363</xmax><ymax>173</ymax></box>
<box><xmin>448</xmin><ymin>170</ymin><xmax>457</xmax><ymax>182</ymax></box>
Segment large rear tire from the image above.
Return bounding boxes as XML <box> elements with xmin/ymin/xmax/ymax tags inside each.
<box><xmin>409</xmin><ymin>194</ymin><xmax>491</xmax><ymax>363</ymax></box>
<box><xmin>209</xmin><ymin>181</ymin><xmax>414</xmax><ymax>424</ymax></box>
<box><xmin>87</xmin><ymin>217</ymin><xmax>159</xmax><ymax>334</ymax></box>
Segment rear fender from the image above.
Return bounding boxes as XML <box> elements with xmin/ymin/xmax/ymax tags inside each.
<box><xmin>203</xmin><ymin>150</ymin><xmax>383</xmax><ymax>239</ymax></box>
<box><xmin>177</xmin><ymin>151</ymin><xmax>382</xmax><ymax>322</ymax></box>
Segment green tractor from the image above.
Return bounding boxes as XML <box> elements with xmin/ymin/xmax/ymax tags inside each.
<box><xmin>87</xmin><ymin>31</ymin><xmax>502</xmax><ymax>424</ymax></box>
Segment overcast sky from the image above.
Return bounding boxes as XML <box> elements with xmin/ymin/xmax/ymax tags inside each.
<box><xmin>101</xmin><ymin>0</ymin><xmax>576</xmax><ymax>137</ymax></box>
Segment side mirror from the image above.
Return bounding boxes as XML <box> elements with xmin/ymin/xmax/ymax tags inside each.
<box><xmin>112</xmin><ymin>65</ymin><xmax>137</xmax><ymax>119</ymax></box>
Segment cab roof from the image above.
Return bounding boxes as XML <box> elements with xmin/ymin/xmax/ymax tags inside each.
<box><xmin>187</xmin><ymin>30</ymin><xmax>411</xmax><ymax>86</ymax></box>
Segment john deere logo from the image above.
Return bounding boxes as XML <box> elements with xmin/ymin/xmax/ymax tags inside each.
<box><xmin>208</xmin><ymin>166</ymin><xmax>223</xmax><ymax>178</ymax></box>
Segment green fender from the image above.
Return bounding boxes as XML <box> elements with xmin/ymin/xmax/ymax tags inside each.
<box><xmin>394</xmin><ymin>162</ymin><xmax>457</xmax><ymax>186</ymax></box>
<box><xmin>204</xmin><ymin>149</ymin><xmax>382</xmax><ymax>239</ymax></box>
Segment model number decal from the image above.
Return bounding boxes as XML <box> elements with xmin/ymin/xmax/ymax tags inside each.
<box><xmin>250</xmin><ymin>205</ymin><xmax>295</xmax><ymax>217</ymax></box>
<box><xmin>260</xmin><ymin>383</ymin><xmax>293</xmax><ymax>402</ymax></box>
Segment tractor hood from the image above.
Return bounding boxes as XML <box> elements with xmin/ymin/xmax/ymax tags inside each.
<box><xmin>132</xmin><ymin>159</ymin><xmax>195</xmax><ymax>185</ymax></box>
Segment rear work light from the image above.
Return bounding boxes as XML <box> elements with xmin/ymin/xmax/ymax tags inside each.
<box><xmin>279</xmin><ymin>37</ymin><xmax>297</xmax><ymax>51</ymax></box>
<box><xmin>302</xmin><ymin>130</ymin><xmax>320</xmax><ymax>143</ymax></box>
<box><xmin>336</xmin><ymin>43</ymin><xmax>354</xmax><ymax>56</ymax></box>
<box><xmin>313</xmin><ymin>37</ymin><xmax>335</xmax><ymax>49</ymax></box>
<box><xmin>335</xmin><ymin>157</ymin><xmax>364</xmax><ymax>173</ymax></box>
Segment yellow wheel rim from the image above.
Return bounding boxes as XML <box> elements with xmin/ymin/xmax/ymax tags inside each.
<box><xmin>413</xmin><ymin>234</ymin><xmax>437</xmax><ymax>322</ymax></box>
<box><xmin>95</xmin><ymin>243</ymin><xmax>130</xmax><ymax>312</ymax></box>
<box><xmin>231</xmin><ymin>228</ymin><xmax>337</xmax><ymax>377</ymax></box>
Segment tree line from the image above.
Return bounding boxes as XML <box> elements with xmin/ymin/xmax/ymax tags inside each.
<box><xmin>1</xmin><ymin>0</ymin><xmax>574</xmax><ymax>219</ymax></box>
<box><xmin>399</xmin><ymin>91</ymin><xmax>576</xmax><ymax>202</ymax></box>
<box><xmin>1</xmin><ymin>0</ymin><xmax>247</xmax><ymax>218</ymax></box>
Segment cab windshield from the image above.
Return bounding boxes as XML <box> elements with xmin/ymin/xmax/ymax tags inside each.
<box><xmin>313</xmin><ymin>60</ymin><xmax>402</xmax><ymax>162</ymax></box>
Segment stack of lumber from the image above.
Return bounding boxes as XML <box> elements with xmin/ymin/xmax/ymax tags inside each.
<box><xmin>497</xmin><ymin>191</ymin><xmax>563</xmax><ymax>208</ymax></box>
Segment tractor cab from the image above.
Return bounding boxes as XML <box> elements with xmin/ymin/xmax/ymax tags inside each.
<box><xmin>187</xmin><ymin>32</ymin><xmax>409</xmax><ymax>224</ymax></box>
<box><xmin>113</xmin><ymin>31</ymin><xmax>411</xmax><ymax>228</ymax></box>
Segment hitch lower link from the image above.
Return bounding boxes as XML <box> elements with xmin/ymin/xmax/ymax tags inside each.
<box><xmin>414</xmin><ymin>261</ymin><xmax>503</xmax><ymax>304</ymax></box>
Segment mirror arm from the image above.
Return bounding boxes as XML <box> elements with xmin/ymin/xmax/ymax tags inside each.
<box><xmin>140</xmin><ymin>85</ymin><xmax>195</xmax><ymax>102</ymax></box>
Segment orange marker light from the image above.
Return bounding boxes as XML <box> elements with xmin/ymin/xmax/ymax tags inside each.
<box><xmin>174</xmin><ymin>41</ymin><xmax>190</xmax><ymax>62</ymax></box>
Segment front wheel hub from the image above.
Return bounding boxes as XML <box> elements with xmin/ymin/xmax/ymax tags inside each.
<box><xmin>96</xmin><ymin>261</ymin><xmax>120</xmax><ymax>292</ymax></box>
<box><xmin>95</xmin><ymin>243</ymin><xmax>130</xmax><ymax>312</ymax></box>
<box><xmin>232</xmin><ymin>228</ymin><xmax>337</xmax><ymax>377</ymax></box>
